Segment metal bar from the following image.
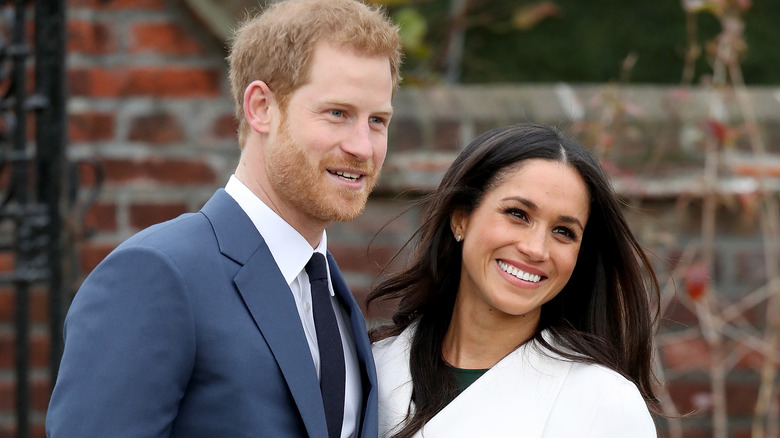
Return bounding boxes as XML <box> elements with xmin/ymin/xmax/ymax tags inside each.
<box><xmin>34</xmin><ymin>0</ymin><xmax>67</xmax><ymax>383</ymax></box>
<box><xmin>11</xmin><ymin>0</ymin><xmax>30</xmax><ymax>435</ymax></box>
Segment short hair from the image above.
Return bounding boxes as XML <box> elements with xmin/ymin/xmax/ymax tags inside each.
<box><xmin>228</xmin><ymin>0</ymin><xmax>402</xmax><ymax>147</ymax></box>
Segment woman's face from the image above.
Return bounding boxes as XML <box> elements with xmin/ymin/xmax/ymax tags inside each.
<box><xmin>451</xmin><ymin>158</ymin><xmax>590</xmax><ymax>325</ymax></box>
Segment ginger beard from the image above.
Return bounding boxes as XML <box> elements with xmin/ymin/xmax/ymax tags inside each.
<box><xmin>264</xmin><ymin>116</ymin><xmax>380</xmax><ymax>223</ymax></box>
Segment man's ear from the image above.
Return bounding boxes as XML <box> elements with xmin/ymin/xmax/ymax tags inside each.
<box><xmin>243</xmin><ymin>80</ymin><xmax>275</xmax><ymax>134</ymax></box>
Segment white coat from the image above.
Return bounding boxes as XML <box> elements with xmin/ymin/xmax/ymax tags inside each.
<box><xmin>372</xmin><ymin>324</ymin><xmax>657</xmax><ymax>438</ymax></box>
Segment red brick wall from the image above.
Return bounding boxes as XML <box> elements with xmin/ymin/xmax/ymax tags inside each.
<box><xmin>0</xmin><ymin>1</ymin><xmax>778</xmax><ymax>437</ymax></box>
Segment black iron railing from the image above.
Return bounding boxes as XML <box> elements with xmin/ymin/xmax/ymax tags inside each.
<box><xmin>0</xmin><ymin>0</ymin><xmax>67</xmax><ymax>436</ymax></box>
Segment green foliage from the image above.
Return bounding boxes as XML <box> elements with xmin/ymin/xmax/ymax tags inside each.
<box><xmin>380</xmin><ymin>0</ymin><xmax>780</xmax><ymax>84</ymax></box>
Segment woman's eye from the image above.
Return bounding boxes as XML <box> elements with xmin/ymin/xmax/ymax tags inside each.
<box><xmin>554</xmin><ymin>227</ymin><xmax>577</xmax><ymax>241</ymax></box>
<box><xmin>506</xmin><ymin>208</ymin><xmax>528</xmax><ymax>221</ymax></box>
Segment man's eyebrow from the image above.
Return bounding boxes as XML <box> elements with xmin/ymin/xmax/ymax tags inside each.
<box><xmin>321</xmin><ymin>100</ymin><xmax>394</xmax><ymax>116</ymax></box>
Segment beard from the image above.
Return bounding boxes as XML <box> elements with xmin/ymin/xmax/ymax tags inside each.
<box><xmin>264</xmin><ymin>118</ymin><xmax>380</xmax><ymax>223</ymax></box>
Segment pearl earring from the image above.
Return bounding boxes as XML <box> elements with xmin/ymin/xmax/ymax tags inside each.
<box><xmin>456</xmin><ymin>234</ymin><xmax>462</xmax><ymax>242</ymax></box>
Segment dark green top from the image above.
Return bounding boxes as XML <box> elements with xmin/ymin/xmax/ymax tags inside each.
<box><xmin>449</xmin><ymin>365</ymin><xmax>489</xmax><ymax>396</ymax></box>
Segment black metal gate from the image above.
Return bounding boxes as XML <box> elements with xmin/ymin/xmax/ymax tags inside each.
<box><xmin>0</xmin><ymin>0</ymin><xmax>67</xmax><ymax>437</ymax></box>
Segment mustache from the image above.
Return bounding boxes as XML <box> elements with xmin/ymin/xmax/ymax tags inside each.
<box><xmin>324</xmin><ymin>156</ymin><xmax>375</xmax><ymax>175</ymax></box>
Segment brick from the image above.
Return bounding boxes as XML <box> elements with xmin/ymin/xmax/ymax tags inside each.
<box><xmin>31</xmin><ymin>333</ymin><xmax>51</xmax><ymax>369</ymax></box>
<box><xmin>388</xmin><ymin>118</ymin><xmax>423</xmax><ymax>152</ymax></box>
<box><xmin>661</xmin><ymin>336</ymin><xmax>711</xmax><ymax>371</ymax></box>
<box><xmin>662</xmin><ymin>296</ymin><xmax>699</xmax><ymax>327</ymax></box>
<box><xmin>433</xmin><ymin>119</ymin><xmax>461</xmax><ymax>151</ymax></box>
<box><xmin>0</xmin><ymin>424</ymin><xmax>44</xmax><ymax>438</ymax></box>
<box><xmin>333</xmin><ymin>199</ymin><xmax>417</xmax><ymax>236</ymax></box>
<box><xmin>84</xmin><ymin>202</ymin><xmax>118</xmax><ymax>233</ymax></box>
<box><xmin>31</xmin><ymin>377</ymin><xmax>52</xmax><ymax>411</ymax></box>
<box><xmin>69</xmin><ymin>111</ymin><xmax>115</xmax><ymax>142</ymax></box>
<box><xmin>665</xmin><ymin>378</ymin><xmax>763</xmax><ymax>418</ymax></box>
<box><xmin>68</xmin><ymin>0</ymin><xmax>165</xmax><ymax>9</ymax></box>
<box><xmin>657</xmin><ymin>427</ymin><xmax>713</xmax><ymax>438</ymax></box>
<box><xmin>362</xmin><ymin>287</ymin><xmax>397</xmax><ymax>322</ymax></box>
<box><xmin>0</xmin><ymin>334</ymin><xmax>10</xmax><ymax>368</ymax></box>
<box><xmin>101</xmin><ymin>158</ymin><xmax>217</xmax><ymax>185</ymax></box>
<box><xmin>0</xmin><ymin>165</ymin><xmax>7</xmax><ymax>190</ymax></box>
<box><xmin>666</xmin><ymin>379</ymin><xmax>710</xmax><ymax>414</ymax></box>
<box><xmin>0</xmin><ymin>288</ymin><xmax>11</xmax><ymax>322</ymax></box>
<box><xmin>734</xmin><ymin>339</ymin><xmax>773</xmax><ymax>370</ymax></box>
<box><xmin>26</xmin><ymin>113</ymin><xmax>36</xmax><ymax>142</ymax></box>
<box><xmin>724</xmin><ymin>381</ymin><xmax>760</xmax><ymax>416</ymax></box>
<box><xmin>31</xmin><ymin>424</ymin><xmax>47</xmax><ymax>438</ymax></box>
<box><xmin>731</xmin><ymin>429</ymin><xmax>754</xmax><ymax>438</ymax></box>
<box><xmin>128</xmin><ymin>113</ymin><xmax>185</xmax><ymax>143</ymax></box>
<box><xmin>80</xmin><ymin>242</ymin><xmax>116</xmax><ymax>274</ymax></box>
<box><xmin>129</xmin><ymin>23</ymin><xmax>205</xmax><ymax>56</ymax></box>
<box><xmin>30</xmin><ymin>288</ymin><xmax>49</xmax><ymax>324</ymax></box>
<box><xmin>0</xmin><ymin>288</ymin><xmax>51</xmax><ymax>325</ymax></box>
<box><xmin>0</xmin><ymin>253</ymin><xmax>14</xmax><ymax>273</ymax></box>
<box><xmin>129</xmin><ymin>202</ymin><xmax>188</xmax><ymax>230</ymax></box>
<box><xmin>212</xmin><ymin>113</ymin><xmax>238</xmax><ymax>140</ymax></box>
<box><xmin>67</xmin><ymin>20</ymin><xmax>116</xmax><ymax>55</ymax></box>
<box><xmin>328</xmin><ymin>243</ymin><xmax>399</xmax><ymax>276</ymax></box>
<box><xmin>0</xmin><ymin>379</ymin><xmax>11</xmax><ymax>410</ymax></box>
<box><xmin>68</xmin><ymin>67</ymin><xmax>221</xmax><ymax>98</ymax></box>
<box><xmin>76</xmin><ymin>159</ymin><xmax>105</xmax><ymax>187</ymax></box>
<box><xmin>0</xmin><ymin>333</ymin><xmax>50</xmax><ymax>369</ymax></box>
<box><xmin>732</xmin><ymin>248</ymin><xmax>767</xmax><ymax>286</ymax></box>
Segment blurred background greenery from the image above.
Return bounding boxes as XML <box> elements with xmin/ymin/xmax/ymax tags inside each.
<box><xmin>372</xmin><ymin>0</ymin><xmax>780</xmax><ymax>85</ymax></box>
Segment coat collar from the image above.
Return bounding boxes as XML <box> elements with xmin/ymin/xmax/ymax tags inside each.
<box><xmin>328</xmin><ymin>253</ymin><xmax>378</xmax><ymax>436</ymax></box>
<box><xmin>373</xmin><ymin>325</ymin><xmax>572</xmax><ymax>438</ymax></box>
<box><xmin>201</xmin><ymin>190</ymin><xmax>329</xmax><ymax>438</ymax></box>
<box><xmin>201</xmin><ymin>190</ymin><xmax>377</xmax><ymax>437</ymax></box>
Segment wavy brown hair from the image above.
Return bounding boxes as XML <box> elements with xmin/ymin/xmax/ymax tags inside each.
<box><xmin>368</xmin><ymin>123</ymin><xmax>661</xmax><ymax>437</ymax></box>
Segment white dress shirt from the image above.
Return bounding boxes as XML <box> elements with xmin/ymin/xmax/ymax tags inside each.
<box><xmin>225</xmin><ymin>175</ymin><xmax>361</xmax><ymax>438</ymax></box>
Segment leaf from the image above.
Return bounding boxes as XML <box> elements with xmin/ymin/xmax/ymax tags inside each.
<box><xmin>511</xmin><ymin>1</ymin><xmax>561</xmax><ymax>31</ymax></box>
<box><xmin>684</xmin><ymin>264</ymin><xmax>710</xmax><ymax>301</ymax></box>
<box><xmin>703</xmin><ymin>118</ymin><xmax>728</xmax><ymax>143</ymax></box>
<box><xmin>393</xmin><ymin>7</ymin><xmax>428</xmax><ymax>54</ymax></box>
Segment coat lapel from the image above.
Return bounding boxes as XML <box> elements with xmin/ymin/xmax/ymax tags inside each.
<box><xmin>327</xmin><ymin>253</ymin><xmax>378</xmax><ymax>437</ymax></box>
<box><xmin>202</xmin><ymin>190</ymin><xmax>328</xmax><ymax>438</ymax></box>
<box><xmin>374</xmin><ymin>324</ymin><xmax>571</xmax><ymax>438</ymax></box>
<box><xmin>421</xmin><ymin>334</ymin><xmax>572</xmax><ymax>437</ymax></box>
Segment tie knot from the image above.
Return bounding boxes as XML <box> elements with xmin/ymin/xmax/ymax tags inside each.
<box><xmin>305</xmin><ymin>252</ymin><xmax>329</xmax><ymax>282</ymax></box>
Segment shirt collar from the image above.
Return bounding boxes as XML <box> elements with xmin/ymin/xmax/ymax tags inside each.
<box><xmin>225</xmin><ymin>175</ymin><xmax>327</xmax><ymax>285</ymax></box>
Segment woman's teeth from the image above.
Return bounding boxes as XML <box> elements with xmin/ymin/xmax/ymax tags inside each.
<box><xmin>498</xmin><ymin>260</ymin><xmax>542</xmax><ymax>283</ymax></box>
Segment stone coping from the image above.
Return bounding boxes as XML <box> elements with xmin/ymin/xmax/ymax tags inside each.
<box><xmin>379</xmin><ymin>85</ymin><xmax>780</xmax><ymax>197</ymax></box>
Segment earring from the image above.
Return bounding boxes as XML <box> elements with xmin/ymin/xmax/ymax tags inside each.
<box><xmin>456</xmin><ymin>233</ymin><xmax>462</xmax><ymax>242</ymax></box>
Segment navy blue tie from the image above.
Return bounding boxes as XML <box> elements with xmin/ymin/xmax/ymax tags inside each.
<box><xmin>306</xmin><ymin>253</ymin><xmax>345</xmax><ymax>438</ymax></box>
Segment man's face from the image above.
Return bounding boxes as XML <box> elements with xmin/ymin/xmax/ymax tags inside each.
<box><xmin>264</xmin><ymin>42</ymin><xmax>394</xmax><ymax>228</ymax></box>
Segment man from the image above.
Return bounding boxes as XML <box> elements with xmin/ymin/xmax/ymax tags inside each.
<box><xmin>45</xmin><ymin>0</ymin><xmax>402</xmax><ymax>436</ymax></box>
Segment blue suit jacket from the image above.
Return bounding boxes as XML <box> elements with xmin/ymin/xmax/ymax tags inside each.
<box><xmin>46</xmin><ymin>189</ymin><xmax>379</xmax><ymax>438</ymax></box>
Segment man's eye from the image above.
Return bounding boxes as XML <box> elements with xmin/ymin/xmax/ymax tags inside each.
<box><xmin>330</xmin><ymin>110</ymin><xmax>343</xmax><ymax>117</ymax></box>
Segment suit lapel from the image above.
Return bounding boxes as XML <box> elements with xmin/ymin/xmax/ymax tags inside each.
<box><xmin>327</xmin><ymin>253</ymin><xmax>378</xmax><ymax>437</ymax></box>
<box><xmin>202</xmin><ymin>190</ymin><xmax>328</xmax><ymax>438</ymax></box>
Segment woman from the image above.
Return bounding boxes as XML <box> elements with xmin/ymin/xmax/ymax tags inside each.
<box><xmin>368</xmin><ymin>123</ymin><xmax>660</xmax><ymax>437</ymax></box>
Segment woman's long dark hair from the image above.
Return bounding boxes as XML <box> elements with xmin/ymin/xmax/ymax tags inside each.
<box><xmin>368</xmin><ymin>123</ymin><xmax>661</xmax><ymax>437</ymax></box>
